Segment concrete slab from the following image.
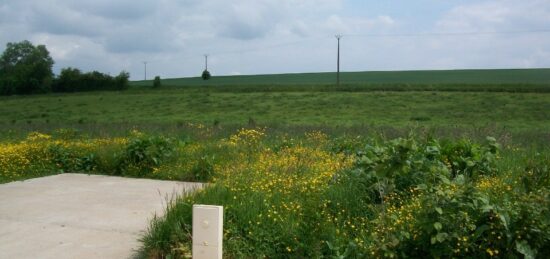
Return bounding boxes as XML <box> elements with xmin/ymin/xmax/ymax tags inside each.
<box><xmin>0</xmin><ymin>173</ymin><xmax>203</xmax><ymax>259</ymax></box>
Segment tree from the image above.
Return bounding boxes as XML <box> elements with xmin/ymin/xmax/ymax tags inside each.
<box><xmin>201</xmin><ymin>70</ymin><xmax>211</xmax><ymax>80</ymax></box>
<box><xmin>153</xmin><ymin>76</ymin><xmax>161</xmax><ymax>88</ymax></box>
<box><xmin>114</xmin><ymin>71</ymin><xmax>130</xmax><ymax>90</ymax></box>
<box><xmin>52</xmin><ymin>67</ymin><xmax>82</xmax><ymax>92</ymax></box>
<box><xmin>0</xmin><ymin>40</ymin><xmax>54</xmax><ymax>94</ymax></box>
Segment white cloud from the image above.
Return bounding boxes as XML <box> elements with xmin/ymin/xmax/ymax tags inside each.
<box><xmin>426</xmin><ymin>0</ymin><xmax>550</xmax><ymax>69</ymax></box>
<box><xmin>436</xmin><ymin>0</ymin><xmax>550</xmax><ymax>32</ymax></box>
<box><xmin>0</xmin><ymin>0</ymin><xmax>548</xmax><ymax>79</ymax></box>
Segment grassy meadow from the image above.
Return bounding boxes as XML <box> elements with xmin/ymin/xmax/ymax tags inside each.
<box><xmin>1</xmin><ymin>87</ymin><xmax>549</xmax><ymax>150</ymax></box>
<box><xmin>1</xmin><ymin>68</ymin><xmax>550</xmax><ymax>258</ymax></box>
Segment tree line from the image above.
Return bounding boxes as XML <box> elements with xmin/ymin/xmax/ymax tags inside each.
<box><xmin>0</xmin><ymin>40</ymin><xmax>129</xmax><ymax>95</ymax></box>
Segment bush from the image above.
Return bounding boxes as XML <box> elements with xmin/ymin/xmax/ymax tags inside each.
<box><xmin>201</xmin><ymin>70</ymin><xmax>211</xmax><ymax>80</ymax></box>
<box><xmin>117</xmin><ymin>133</ymin><xmax>175</xmax><ymax>177</ymax></box>
<box><xmin>51</xmin><ymin>69</ymin><xmax>130</xmax><ymax>92</ymax></box>
<box><xmin>52</xmin><ymin>67</ymin><xmax>81</xmax><ymax>92</ymax></box>
<box><xmin>153</xmin><ymin>76</ymin><xmax>161</xmax><ymax>88</ymax></box>
<box><xmin>115</xmin><ymin>71</ymin><xmax>130</xmax><ymax>90</ymax></box>
<box><xmin>190</xmin><ymin>155</ymin><xmax>215</xmax><ymax>182</ymax></box>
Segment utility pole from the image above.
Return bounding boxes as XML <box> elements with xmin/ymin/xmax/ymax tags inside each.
<box><xmin>335</xmin><ymin>35</ymin><xmax>342</xmax><ymax>87</ymax></box>
<box><xmin>143</xmin><ymin>61</ymin><xmax>148</xmax><ymax>80</ymax></box>
<box><xmin>204</xmin><ymin>54</ymin><xmax>209</xmax><ymax>70</ymax></box>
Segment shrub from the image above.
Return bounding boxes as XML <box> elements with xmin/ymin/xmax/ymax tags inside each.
<box><xmin>51</xmin><ymin>69</ymin><xmax>130</xmax><ymax>92</ymax></box>
<box><xmin>190</xmin><ymin>155</ymin><xmax>215</xmax><ymax>182</ymax></box>
<box><xmin>201</xmin><ymin>70</ymin><xmax>211</xmax><ymax>80</ymax></box>
<box><xmin>153</xmin><ymin>76</ymin><xmax>161</xmax><ymax>88</ymax></box>
<box><xmin>117</xmin><ymin>133</ymin><xmax>175</xmax><ymax>177</ymax></box>
<box><xmin>52</xmin><ymin>67</ymin><xmax>81</xmax><ymax>92</ymax></box>
<box><xmin>115</xmin><ymin>71</ymin><xmax>130</xmax><ymax>90</ymax></box>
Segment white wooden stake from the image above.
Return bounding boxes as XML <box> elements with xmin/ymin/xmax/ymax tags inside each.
<box><xmin>192</xmin><ymin>205</ymin><xmax>223</xmax><ymax>259</ymax></box>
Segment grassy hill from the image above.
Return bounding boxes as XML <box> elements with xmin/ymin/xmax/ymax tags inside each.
<box><xmin>130</xmin><ymin>68</ymin><xmax>550</xmax><ymax>92</ymax></box>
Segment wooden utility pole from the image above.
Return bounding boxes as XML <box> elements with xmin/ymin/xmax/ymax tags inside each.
<box><xmin>335</xmin><ymin>35</ymin><xmax>342</xmax><ymax>87</ymax></box>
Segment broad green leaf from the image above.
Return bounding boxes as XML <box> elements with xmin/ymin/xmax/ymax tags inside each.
<box><xmin>473</xmin><ymin>225</ymin><xmax>490</xmax><ymax>240</ymax></box>
<box><xmin>436</xmin><ymin>232</ymin><xmax>448</xmax><ymax>243</ymax></box>
<box><xmin>515</xmin><ymin>240</ymin><xmax>536</xmax><ymax>259</ymax></box>
<box><xmin>453</xmin><ymin>174</ymin><xmax>465</xmax><ymax>185</ymax></box>
<box><xmin>439</xmin><ymin>175</ymin><xmax>450</xmax><ymax>185</ymax></box>
<box><xmin>435</xmin><ymin>207</ymin><xmax>443</xmax><ymax>215</ymax></box>
<box><xmin>433</xmin><ymin>222</ymin><xmax>442</xmax><ymax>231</ymax></box>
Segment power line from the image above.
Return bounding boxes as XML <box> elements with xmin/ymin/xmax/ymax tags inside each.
<box><xmin>132</xmin><ymin>28</ymin><xmax>550</xmax><ymax>77</ymax></box>
<box><xmin>343</xmin><ymin>29</ymin><xmax>550</xmax><ymax>38</ymax></box>
<box><xmin>146</xmin><ymin>29</ymin><xmax>550</xmax><ymax>63</ymax></box>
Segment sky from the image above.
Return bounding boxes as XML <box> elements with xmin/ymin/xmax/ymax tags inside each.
<box><xmin>1</xmin><ymin>0</ymin><xmax>549</xmax><ymax>80</ymax></box>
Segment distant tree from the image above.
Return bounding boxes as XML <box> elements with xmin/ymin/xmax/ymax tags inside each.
<box><xmin>53</xmin><ymin>67</ymin><xmax>82</xmax><ymax>92</ymax></box>
<box><xmin>52</xmin><ymin>68</ymin><xmax>130</xmax><ymax>92</ymax></box>
<box><xmin>0</xmin><ymin>40</ymin><xmax>54</xmax><ymax>95</ymax></box>
<box><xmin>114</xmin><ymin>71</ymin><xmax>130</xmax><ymax>90</ymax></box>
<box><xmin>153</xmin><ymin>76</ymin><xmax>161</xmax><ymax>88</ymax></box>
<box><xmin>201</xmin><ymin>70</ymin><xmax>211</xmax><ymax>80</ymax></box>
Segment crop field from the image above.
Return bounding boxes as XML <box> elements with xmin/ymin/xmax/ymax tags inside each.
<box><xmin>130</xmin><ymin>68</ymin><xmax>550</xmax><ymax>92</ymax></box>
<box><xmin>1</xmin><ymin>68</ymin><xmax>550</xmax><ymax>258</ymax></box>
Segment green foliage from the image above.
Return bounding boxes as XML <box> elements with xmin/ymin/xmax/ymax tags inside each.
<box><xmin>521</xmin><ymin>153</ymin><xmax>550</xmax><ymax>192</ymax></box>
<box><xmin>53</xmin><ymin>67</ymin><xmax>82</xmax><ymax>92</ymax></box>
<box><xmin>52</xmin><ymin>68</ymin><xmax>130</xmax><ymax>92</ymax></box>
<box><xmin>324</xmin><ymin>137</ymin><xmax>550</xmax><ymax>258</ymax></box>
<box><xmin>47</xmin><ymin>144</ymin><xmax>96</xmax><ymax>172</ymax></box>
<box><xmin>347</xmin><ymin>137</ymin><xmax>497</xmax><ymax>205</ymax></box>
<box><xmin>1</xmin><ymin>130</ymin><xmax>549</xmax><ymax>257</ymax></box>
<box><xmin>115</xmin><ymin>71</ymin><xmax>130</xmax><ymax>90</ymax></box>
<box><xmin>190</xmin><ymin>155</ymin><xmax>215</xmax><ymax>182</ymax></box>
<box><xmin>440</xmin><ymin>136</ymin><xmax>500</xmax><ymax>178</ymax></box>
<box><xmin>140</xmin><ymin>135</ymin><xmax>550</xmax><ymax>258</ymax></box>
<box><xmin>117</xmin><ymin>133</ymin><xmax>175</xmax><ymax>177</ymax></box>
<box><xmin>0</xmin><ymin>40</ymin><xmax>129</xmax><ymax>95</ymax></box>
<box><xmin>201</xmin><ymin>70</ymin><xmax>211</xmax><ymax>80</ymax></box>
<box><xmin>0</xmin><ymin>40</ymin><xmax>54</xmax><ymax>95</ymax></box>
<box><xmin>153</xmin><ymin>76</ymin><xmax>161</xmax><ymax>88</ymax></box>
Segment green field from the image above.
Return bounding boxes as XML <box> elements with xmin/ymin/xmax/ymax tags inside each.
<box><xmin>131</xmin><ymin>68</ymin><xmax>550</xmax><ymax>92</ymax></box>
<box><xmin>1</xmin><ymin>89</ymin><xmax>549</xmax><ymax>147</ymax></box>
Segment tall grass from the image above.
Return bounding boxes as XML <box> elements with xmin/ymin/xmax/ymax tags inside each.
<box><xmin>139</xmin><ymin>129</ymin><xmax>550</xmax><ymax>258</ymax></box>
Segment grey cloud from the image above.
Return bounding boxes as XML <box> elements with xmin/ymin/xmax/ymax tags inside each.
<box><xmin>69</xmin><ymin>0</ymin><xmax>157</xmax><ymax>20</ymax></box>
<box><xmin>214</xmin><ymin>2</ymin><xmax>281</xmax><ymax>40</ymax></box>
<box><xmin>29</xmin><ymin>7</ymin><xmax>104</xmax><ymax>37</ymax></box>
<box><xmin>218</xmin><ymin>20</ymin><xmax>270</xmax><ymax>40</ymax></box>
<box><xmin>103</xmin><ymin>29</ymin><xmax>176</xmax><ymax>53</ymax></box>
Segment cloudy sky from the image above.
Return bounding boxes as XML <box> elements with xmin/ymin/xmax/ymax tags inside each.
<box><xmin>1</xmin><ymin>0</ymin><xmax>549</xmax><ymax>80</ymax></box>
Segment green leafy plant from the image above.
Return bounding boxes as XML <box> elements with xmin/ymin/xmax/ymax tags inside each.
<box><xmin>117</xmin><ymin>134</ymin><xmax>175</xmax><ymax>177</ymax></box>
<box><xmin>190</xmin><ymin>155</ymin><xmax>215</xmax><ymax>182</ymax></box>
